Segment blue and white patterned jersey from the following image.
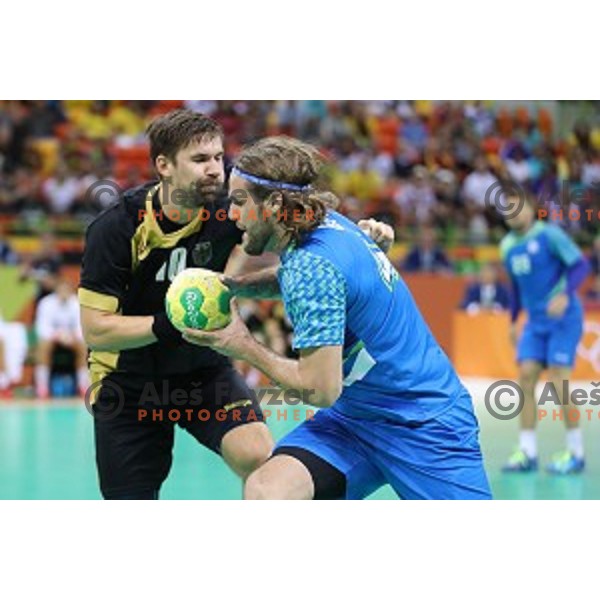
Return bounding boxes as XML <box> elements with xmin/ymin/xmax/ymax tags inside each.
<box><xmin>278</xmin><ymin>211</ymin><xmax>466</xmax><ymax>424</ymax></box>
<box><xmin>500</xmin><ymin>221</ymin><xmax>584</xmax><ymax>324</ymax></box>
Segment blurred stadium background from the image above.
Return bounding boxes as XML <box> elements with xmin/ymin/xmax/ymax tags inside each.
<box><xmin>1</xmin><ymin>99</ymin><xmax>600</xmax><ymax>499</ymax></box>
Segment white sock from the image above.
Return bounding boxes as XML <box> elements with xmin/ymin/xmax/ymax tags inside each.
<box><xmin>35</xmin><ymin>365</ymin><xmax>50</xmax><ymax>392</ymax></box>
<box><xmin>566</xmin><ymin>429</ymin><xmax>584</xmax><ymax>459</ymax></box>
<box><xmin>0</xmin><ymin>372</ymin><xmax>9</xmax><ymax>390</ymax></box>
<box><xmin>519</xmin><ymin>430</ymin><xmax>537</xmax><ymax>458</ymax></box>
<box><xmin>76</xmin><ymin>368</ymin><xmax>89</xmax><ymax>389</ymax></box>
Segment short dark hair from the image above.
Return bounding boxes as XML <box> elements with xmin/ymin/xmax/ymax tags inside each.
<box><xmin>145</xmin><ymin>109</ymin><xmax>224</xmax><ymax>164</ymax></box>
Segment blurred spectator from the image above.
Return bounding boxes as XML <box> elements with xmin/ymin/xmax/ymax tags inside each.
<box><xmin>505</xmin><ymin>144</ymin><xmax>532</xmax><ymax>184</ymax></box>
<box><xmin>1</xmin><ymin>100</ymin><xmax>599</xmax><ymax>266</ymax></box>
<box><xmin>461</xmin><ymin>155</ymin><xmax>498</xmax><ymax>209</ymax></box>
<box><xmin>460</xmin><ymin>263</ymin><xmax>510</xmax><ymax>314</ymax></box>
<box><xmin>582</xmin><ymin>148</ymin><xmax>600</xmax><ymax>187</ymax></box>
<box><xmin>343</xmin><ymin>155</ymin><xmax>382</xmax><ymax>202</ymax></box>
<box><xmin>41</xmin><ymin>163</ymin><xmax>81</xmax><ymax>214</ymax></box>
<box><xmin>34</xmin><ymin>279</ymin><xmax>88</xmax><ymax>399</ymax></box>
<box><xmin>0</xmin><ymin>237</ymin><xmax>19</xmax><ymax>265</ymax></box>
<box><xmin>0</xmin><ymin>320</ymin><xmax>7</xmax><ymax>398</ymax></box>
<box><xmin>393</xmin><ymin>165</ymin><xmax>438</xmax><ymax>226</ymax></box>
<box><xmin>0</xmin><ymin>310</ymin><xmax>27</xmax><ymax>398</ymax></box>
<box><xmin>20</xmin><ymin>232</ymin><xmax>63</xmax><ymax>304</ymax></box>
<box><xmin>24</xmin><ymin>100</ymin><xmax>64</xmax><ymax>139</ymax></box>
<box><xmin>590</xmin><ymin>237</ymin><xmax>600</xmax><ymax>275</ymax></box>
<box><xmin>402</xmin><ymin>227</ymin><xmax>453</xmax><ymax>273</ymax></box>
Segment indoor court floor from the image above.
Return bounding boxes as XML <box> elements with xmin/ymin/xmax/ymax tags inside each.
<box><xmin>1</xmin><ymin>379</ymin><xmax>599</xmax><ymax>500</ymax></box>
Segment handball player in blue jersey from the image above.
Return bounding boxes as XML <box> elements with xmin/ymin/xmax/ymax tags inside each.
<box><xmin>185</xmin><ymin>137</ymin><xmax>491</xmax><ymax>500</ymax></box>
<box><xmin>500</xmin><ymin>193</ymin><xmax>590</xmax><ymax>474</ymax></box>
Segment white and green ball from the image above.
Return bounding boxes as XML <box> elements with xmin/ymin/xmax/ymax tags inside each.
<box><xmin>166</xmin><ymin>268</ymin><xmax>232</xmax><ymax>331</ymax></box>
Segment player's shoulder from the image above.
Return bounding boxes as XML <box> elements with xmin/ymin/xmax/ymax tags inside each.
<box><xmin>280</xmin><ymin>246</ymin><xmax>346</xmax><ymax>303</ymax></box>
<box><xmin>298</xmin><ymin>211</ymin><xmax>357</xmax><ymax>254</ymax></box>
<box><xmin>85</xmin><ymin>182</ymin><xmax>154</xmax><ymax>238</ymax></box>
<box><xmin>538</xmin><ymin>220</ymin><xmax>567</xmax><ymax>240</ymax></box>
<box><xmin>499</xmin><ymin>231</ymin><xmax>518</xmax><ymax>259</ymax></box>
<box><xmin>281</xmin><ymin>243</ymin><xmax>344</xmax><ymax>285</ymax></box>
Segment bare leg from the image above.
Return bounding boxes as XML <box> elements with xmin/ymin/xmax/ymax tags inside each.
<box><xmin>547</xmin><ymin>366</ymin><xmax>584</xmax><ymax>463</ymax></box>
<box><xmin>519</xmin><ymin>360</ymin><xmax>544</xmax><ymax>430</ymax></box>
<box><xmin>220</xmin><ymin>422</ymin><xmax>273</xmax><ymax>481</ymax></box>
<box><xmin>35</xmin><ymin>339</ymin><xmax>54</xmax><ymax>398</ymax></box>
<box><xmin>244</xmin><ymin>455</ymin><xmax>315</xmax><ymax>500</ymax></box>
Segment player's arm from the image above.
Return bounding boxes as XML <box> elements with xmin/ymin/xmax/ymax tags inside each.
<box><xmin>223</xmin><ymin>265</ymin><xmax>281</xmax><ymax>300</ymax></box>
<box><xmin>79</xmin><ymin>306</ymin><xmax>158</xmax><ymax>351</ymax></box>
<box><xmin>78</xmin><ymin>209</ymin><xmax>180</xmax><ymax>352</ymax></box>
<box><xmin>546</xmin><ymin>225</ymin><xmax>591</xmax><ymax>316</ymax></box>
<box><xmin>183</xmin><ymin>302</ymin><xmax>343</xmax><ymax>407</ymax></box>
<box><xmin>506</xmin><ymin>270</ymin><xmax>521</xmax><ymax>345</ymax></box>
<box><xmin>234</xmin><ymin>342</ymin><xmax>343</xmax><ymax>408</ymax></box>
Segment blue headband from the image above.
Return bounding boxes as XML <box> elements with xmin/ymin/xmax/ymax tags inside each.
<box><xmin>231</xmin><ymin>167</ymin><xmax>311</xmax><ymax>192</ymax></box>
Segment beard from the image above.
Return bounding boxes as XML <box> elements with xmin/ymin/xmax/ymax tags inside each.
<box><xmin>241</xmin><ymin>229</ymin><xmax>271</xmax><ymax>256</ymax></box>
<box><xmin>174</xmin><ymin>180</ymin><xmax>224</xmax><ymax>208</ymax></box>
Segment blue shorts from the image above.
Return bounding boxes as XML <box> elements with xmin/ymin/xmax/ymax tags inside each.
<box><xmin>274</xmin><ymin>393</ymin><xmax>492</xmax><ymax>500</ymax></box>
<box><xmin>518</xmin><ymin>315</ymin><xmax>583</xmax><ymax>368</ymax></box>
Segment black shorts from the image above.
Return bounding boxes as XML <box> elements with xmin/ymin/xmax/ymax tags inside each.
<box><xmin>93</xmin><ymin>364</ymin><xmax>264</xmax><ymax>498</ymax></box>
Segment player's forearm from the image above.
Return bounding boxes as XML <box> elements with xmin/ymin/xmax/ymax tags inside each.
<box><xmin>83</xmin><ymin>313</ymin><xmax>157</xmax><ymax>351</ymax></box>
<box><xmin>224</xmin><ymin>266</ymin><xmax>281</xmax><ymax>299</ymax></box>
<box><xmin>508</xmin><ymin>273</ymin><xmax>521</xmax><ymax>323</ymax></box>
<box><xmin>242</xmin><ymin>339</ymin><xmax>336</xmax><ymax>408</ymax></box>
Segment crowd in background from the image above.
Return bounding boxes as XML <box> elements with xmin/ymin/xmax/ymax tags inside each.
<box><xmin>1</xmin><ymin>101</ymin><xmax>600</xmax><ymax>241</ymax></box>
<box><xmin>1</xmin><ymin>100</ymin><xmax>600</xmax><ymax>395</ymax></box>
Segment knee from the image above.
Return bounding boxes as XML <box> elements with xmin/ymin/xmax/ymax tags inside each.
<box><xmin>228</xmin><ymin>438</ymin><xmax>273</xmax><ymax>481</ymax></box>
<box><xmin>519</xmin><ymin>369</ymin><xmax>538</xmax><ymax>392</ymax></box>
<box><xmin>244</xmin><ymin>468</ymin><xmax>278</xmax><ymax>500</ymax></box>
<box><xmin>221</xmin><ymin>423</ymin><xmax>274</xmax><ymax>480</ymax></box>
<box><xmin>237</xmin><ymin>445</ymin><xmax>272</xmax><ymax>480</ymax></box>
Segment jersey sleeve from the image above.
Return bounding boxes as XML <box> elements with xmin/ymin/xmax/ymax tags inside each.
<box><xmin>546</xmin><ymin>224</ymin><xmax>583</xmax><ymax>267</ymax></box>
<box><xmin>279</xmin><ymin>250</ymin><xmax>346</xmax><ymax>350</ymax></box>
<box><xmin>78</xmin><ymin>207</ymin><xmax>132</xmax><ymax>313</ymax></box>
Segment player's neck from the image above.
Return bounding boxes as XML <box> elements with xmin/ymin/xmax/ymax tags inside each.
<box><xmin>269</xmin><ymin>224</ymin><xmax>294</xmax><ymax>255</ymax></box>
<box><xmin>514</xmin><ymin>219</ymin><xmax>535</xmax><ymax>237</ymax></box>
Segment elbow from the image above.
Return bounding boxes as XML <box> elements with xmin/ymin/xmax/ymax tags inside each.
<box><xmin>83</xmin><ymin>331</ymin><xmax>102</xmax><ymax>351</ymax></box>
<box><xmin>311</xmin><ymin>380</ymin><xmax>343</xmax><ymax>408</ymax></box>
<box><xmin>582</xmin><ymin>257</ymin><xmax>592</xmax><ymax>278</ymax></box>
<box><xmin>82</xmin><ymin>327</ymin><xmax>109</xmax><ymax>352</ymax></box>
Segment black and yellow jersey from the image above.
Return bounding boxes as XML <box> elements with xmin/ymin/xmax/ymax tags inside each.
<box><xmin>78</xmin><ymin>181</ymin><xmax>242</xmax><ymax>385</ymax></box>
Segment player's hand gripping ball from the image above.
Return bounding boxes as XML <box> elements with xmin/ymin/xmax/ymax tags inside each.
<box><xmin>166</xmin><ymin>268</ymin><xmax>232</xmax><ymax>331</ymax></box>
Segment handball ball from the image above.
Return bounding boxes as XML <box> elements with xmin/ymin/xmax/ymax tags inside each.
<box><xmin>166</xmin><ymin>268</ymin><xmax>232</xmax><ymax>331</ymax></box>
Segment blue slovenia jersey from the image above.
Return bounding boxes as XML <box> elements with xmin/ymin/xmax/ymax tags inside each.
<box><xmin>500</xmin><ymin>221</ymin><xmax>584</xmax><ymax>324</ymax></box>
<box><xmin>278</xmin><ymin>211</ymin><xmax>466</xmax><ymax>424</ymax></box>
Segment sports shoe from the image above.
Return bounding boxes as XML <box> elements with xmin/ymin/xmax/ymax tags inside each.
<box><xmin>546</xmin><ymin>450</ymin><xmax>585</xmax><ymax>475</ymax></box>
<box><xmin>502</xmin><ymin>449</ymin><xmax>538</xmax><ymax>473</ymax></box>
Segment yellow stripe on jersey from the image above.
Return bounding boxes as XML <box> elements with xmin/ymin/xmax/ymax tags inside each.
<box><xmin>131</xmin><ymin>183</ymin><xmax>205</xmax><ymax>271</ymax></box>
<box><xmin>88</xmin><ymin>350</ymin><xmax>120</xmax><ymax>405</ymax></box>
<box><xmin>78</xmin><ymin>288</ymin><xmax>120</xmax><ymax>313</ymax></box>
